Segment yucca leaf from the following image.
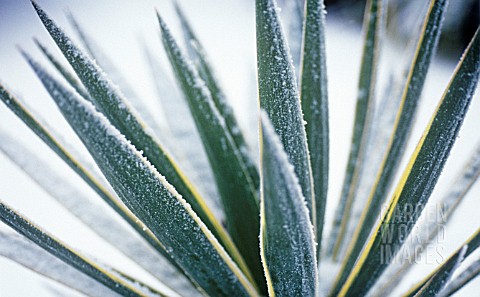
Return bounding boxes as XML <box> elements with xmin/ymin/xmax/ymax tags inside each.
<box><xmin>0</xmin><ymin>230</ymin><xmax>121</xmax><ymax>297</ymax></box>
<box><xmin>260</xmin><ymin>112</ymin><xmax>317</xmax><ymax>296</ymax></box>
<box><xmin>327</xmin><ymin>0</ymin><xmax>385</xmax><ymax>259</ymax></box>
<box><xmin>403</xmin><ymin>229</ymin><xmax>480</xmax><ymax>297</ymax></box>
<box><xmin>300</xmin><ymin>0</ymin><xmax>329</xmax><ymax>256</ymax></box>
<box><xmin>0</xmin><ymin>84</ymin><xmax>182</xmax><ymax>273</ymax></box>
<box><xmin>174</xmin><ymin>2</ymin><xmax>260</xmax><ymax>191</ymax></box>
<box><xmin>27</xmin><ymin>59</ymin><xmax>259</xmax><ymax>297</ymax></box>
<box><xmin>339</xmin><ymin>79</ymin><xmax>401</xmax><ymax>261</ymax></box>
<box><xmin>256</xmin><ymin>0</ymin><xmax>315</xmax><ymax>227</ymax></box>
<box><xmin>143</xmin><ymin>44</ymin><xmax>223</xmax><ymax>222</ymax></box>
<box><xmin>66</xmin><ymin>13</ymin><xmax>167</xmax><ymax>138</ymax></box>
<box><xmin>333</xmin><ymin>0</ymin><xmax>449</xmax><ymax>284</ymax></box>
<box><xmin>372</xmin><ymin>141</ymin><xmax>480</xmax><ymax>296</ymax></box>
<box><xmin>34</xmin><ymin>38</ymin><xmax>90</xmax><ymax>101</ymax></box>
<box><xmin>337</xmin><ymin>27</ymin><xmax>480</xmax><ymax>297</ymax></box>
<box><xmin>0</xmin><ymin>202</ymin><xmax>165</xmax><ymax>297</ymax></box>
<box><xmin>30</xmin><ymin>2</ymin><xmax>242</xmax><ymax>269</ymax></box>
<box><xmin>0</xmin><ymin>131</ymin><xmax>199</xmax><ymax>296</ymax></box>
<box><xmin>438</xmin><ymin>257</ymin><xmax>480</xmax><ymax>297</ymax></box>
<box><xmin>415</xmin><ymin>248</ymin><xmax>468</xmax><ymax>297</ymax></box>
<box><xmin>157</xmin><ymin>14</ymin><xmax>263</xmax><ymax>292</ymax></box>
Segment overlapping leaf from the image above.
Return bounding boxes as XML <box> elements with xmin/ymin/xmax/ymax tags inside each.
<box><xmin>337</xmin><ymin>27</ymin><xmax>480</xmax><ymax>296</ymax></box>
<box><xmin>256</xmin><ymin>0</ymin><xmax>315</xmax><ymax>227</ymax></box>
<box><xmin>403</xmin><ymin>229</ymin><xmax>480</xmax><ymax>297</ymax></box>
<box><xmin>0</xmin><ymin>230</ymin><xmax>121</xmax><ymax>297</ymax></box>
<box><xmin>0</xmin><ymin>131</ymin><xmax>199</xmax><ymax>296</ymax></box>
<box><xmin>31</xmin><ymin>3</ymin><xmax>239</xmax><ymax>268</ymax></box>
<box><xmin>174</xmin><ymin>2</ymin><xmax>260</xmax><ymax>191</ymax></box>
<box><xmin>157</xmin><ymin>14</ymin><xmax>263</xmax><ymax>292</ymax></box>
<box><xmin>27</xmin><ymin>58</ymin><xmax>258</xmax><ymax>297</ymax></box>
<box><xmin>372</xmin><ymin>141</ymin><xmax>480</xmax><ymax>296</ymax></box>
<box><xmin>300</xmin><ymin>0</ymin><xmax>329</xmax><ymax>254</ymax></box>
<box><xmin>333</xmin><ymin>1</ymin><xmax>449</xmax><ymax>287</ymax></box>
<box><xmin>260</xmin><ymin>112</ymin><xmax>317</xmax><ymax>296</ymax></box>
<box><xmin>0</xmin><ymin>84</ymin><xmax>178</xmax><ymax>273</ymax></box>
<box><xmin>0</xmin><ymin>202</ymin><xmax>165</xmax><ymax>297</ymax></box>
<box><xmin>327</xmin><ymin>0</ymin><xmax>385</xmax><ymax>259</ymax></box>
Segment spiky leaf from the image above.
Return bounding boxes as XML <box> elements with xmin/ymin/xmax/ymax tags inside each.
<box><xmin>338</xmin><ymin>27</ymin><xmax>480</xmax><ymax>297</ymax></box>
<box><xmin>0</xmin><ymin>202</ymin><xmax>163</xmax><ymax>297</ymax></box>
<box><xmin>30</xmin><ymin>3</ymin><xmax>240</xmax><ymax>265</ymax></box>
<box><xmin>404</xmin><ymin>229</ymin><xmax>480</xmax><ymax>297</ymax></box>
<box><xmin>174</xmin><ymin>2</ymin><xmax>260</xmax><ymax>190</ymax></box>
<box><xmin>0</xmin><ymin>83</ymin><xmax>178</xmax><ymax>273</ymax></box>
<box><xmin>300</xmin><ymin>0</ymin><xmax>329</xmax><ymax>255</ymax></box>
<box><xmin>333</xmin><ymin>1</ymin><xmax>449</xmax><ymax>286</ymax></box>
<box><xmin>260</xmin><ymin>112</ymin><xmax>317</xmax><ymax>296</ymax></box>
<box><xmin>327</xmin><ymin>0</ymin><xmax>385</xmax><ymax>259</ymax></box>
<box><xmin>157</xmin><ymin>14</ymin><xmax>263</xmax><ymax>291</ymax></box>
<box><xmin>256</xmin><ymin>0</ymin><xmax>315</xmax><ymax>226</ymax></box>
<box><xmin>28</xmin><ymin>59</ymin><xmax>258</xmax><ymax>297</ymax></box>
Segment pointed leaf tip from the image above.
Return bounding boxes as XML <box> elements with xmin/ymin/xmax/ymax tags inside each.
<box><xmin>256</xmin><ymin>0</ymin><xmax>316</xmax><ymax>230</ymax></box>
<box><xmin>159</xmin><ymin>12</ymin><xmax>265</xmax><ymax>291</ymax></box>
<box><xmin>260</xmin><ymin>110</ymin><xmax>318</xmax><ymax>296</ymax></box>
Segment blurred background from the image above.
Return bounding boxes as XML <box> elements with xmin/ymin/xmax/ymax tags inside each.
<box><xmin>0</xmin><ymin>0</ymin><xmax>479</xmax><ymax>296</ymax></box>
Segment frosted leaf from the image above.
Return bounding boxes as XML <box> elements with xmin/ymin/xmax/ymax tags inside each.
<box><xmin>371</xmin><ymin>141</ymin><xmax>480</xmax><ymax>295</ymax></box>
<box><xmin>299</xmin><ymin>0</ymin><xmax>329</xmax><ymax>255</ymax></box>
<box><xmin>276</xmin><ymin>0</ymin><xmax>304</xmax><ymax>72</ymax></box>
<box><xmin>0</xmin><ymin>202</ymin><xmax>165</xmax><ymax>296</ymax></box>
<box><xmin>260</xmin><ymin>111</ymin><xmax>317</xmax><ymax>296</ymax></box>
<box><xmin>67</xmin><ymin>13</ymin><xmax>170</xmax><ymax>140</ymax></box>
<box><xmin>27</xmin><ymin>53</ymin><xmax>256</xmax><ymax>296</ymax></box>
<box><xmin>30</xmin><ymin>4</ymin><xmax>234</xmax><ymax>260</ymax></box>
<box><xmin>143</xmin><ymin>45</ymin><xmax>220</xmax><ymax>212</ymax></box>
<box><xmin>158</xmin><ymin>12</ymin><xmax>265</xmax><ymax>289</ymax></box>
<box><xmin>175</xmin><ymin>2</ymin><xmax>260</xmax><ymax>190</ymax></box>
<box><xmin>256</xmin><ymin>0</ymin><xmax>315</xmax><ymax>226</ymax></box>
<box><xmin>0</xmin><ymin>130</ymin><xmax>200</xmax><ymax>296</ymax></box>
<box><xmin>0</xmin><ymin>230</ymin><xmax>119</xmax><ymax>297</ymax></box>
<box><xmin>438</xmin><ymin>257</ymin><xmax>480</xmax><ymax>297</ymax></box>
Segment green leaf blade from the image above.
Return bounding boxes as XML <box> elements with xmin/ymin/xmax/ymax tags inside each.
<box><xmin>0</xmin><ymin>130</ymin><xmax>199</xmax><ymax>296</ymax></box>
<box><xmin>0</xmin><ymin>202</ymin><xmax>154</xmax><ymax>297</ymax></box>
<box><xmin>256</xmin><ymin>0</ymin><xmax>315</xmax><ymax>228</ymax></box>
<box><xmin>174</xmin><ymin>2</ymin><xmax>260</xmax><ymax>191</ymax></box>
<box><xmin>0</xmin><ymin>82</ymin><xmax>182</xmax><ymax>274</ymax></box>
<box><xmin>327</xmin><ymin>0</ymin><xmax>385</xmax><ymax>259</ymax></box>
<box><xmin>404</xmin><ymin>229</ymin><xmax>480</xmax><ymax>297</ymax></box>
<box><xmin>0</xmin><ymin>230</ymin><xmax>125</xmax><ymax>297</ymax></box>
<box><xmin>338</xmin><ymin>27</ymin><xmax>480</xmax><ymax>297</ymax></box>
<box><xmin>260</xmin><ymin>112</ymin><xmax>318</xmax><ymax>297</ymax></box>
<box><xmin>29</xmin><ymin>60</ymin><xmax>258</xmax><ymax>297</ymax></box>
<box><xmin>300</xmin><ymin>0</ymin><xmax>329</xmax><ymax>256</ymax></box>
<box><xmin>438</xmin><ymin>257</ymin><xmax>480</xmax><ymax>297</ymax></box>
<box><xmin>330</xmin><ymin>0</ymin><xmax>450</xmax><ymax>292</ymax></box>
<box><xmin>34</xmin><ymin>38</ymin><xmax>91</xmax><ymax>101</ymax></box>
<box><xmin>157</xmin><ymin>15</ymin><xmax>264</xmax><ymax>292</ymax></box>
<box><xmin>31</xmin><ymin>2</ymin><xmax>240</xmax><ymax>269</ymax></box>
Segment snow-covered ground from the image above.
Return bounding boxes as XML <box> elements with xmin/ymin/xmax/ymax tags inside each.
<box><xmin>0</xmin><ymin>0</ymin><xmax>479</xmax><ymax>296</ymax></box>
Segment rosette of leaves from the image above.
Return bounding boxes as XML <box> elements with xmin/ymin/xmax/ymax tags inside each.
<box><xmin>0</xmin><ymin>0</ymin><xmax>479</xmax><ymax>296</ymax></box>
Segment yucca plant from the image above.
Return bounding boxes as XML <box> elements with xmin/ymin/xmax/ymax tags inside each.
<box><xmin>0</xmin><ymin>0</ymin><xmax>479</xmax><ymax>296</ymax></box>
